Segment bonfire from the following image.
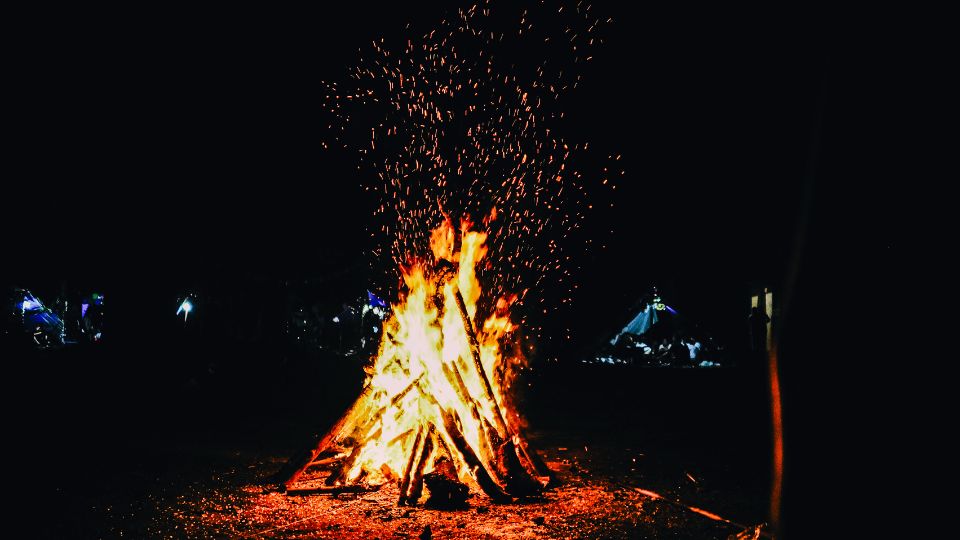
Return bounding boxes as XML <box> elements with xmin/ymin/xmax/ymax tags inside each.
<box><xmin>284</xmin><ymin>217</ymin><xmax>550</xmax><ymax>506</ymax></box>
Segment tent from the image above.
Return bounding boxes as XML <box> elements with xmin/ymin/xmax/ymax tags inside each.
<box><xmin>7</xmin><ymin>288</ymin><xmax>65</xmax><ymax>347</ymax></box>
<box><xmin>608</xmin><ymin>293</ymin><xmax>677</xmax><ymax>346</ymax></box>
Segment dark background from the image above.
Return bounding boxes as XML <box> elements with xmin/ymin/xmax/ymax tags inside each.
<box><xmin>5</xmin><ymin>2</ymin><xmax>914</xmax><ymax>537</ymax></box>
<box><xmin>8</xmin><ymin>2</ymin><xmax>832</xmax><ymax>342</ymax></box>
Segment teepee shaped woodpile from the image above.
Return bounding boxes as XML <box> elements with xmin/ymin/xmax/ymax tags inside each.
<box><xmin>284</xmin><ymin>218</ymin><xmax>550</xmax><ymax>504</ymax></box>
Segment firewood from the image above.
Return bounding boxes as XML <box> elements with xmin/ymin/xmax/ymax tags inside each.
<box><xmin>380</xmin><ymin>463</ymin><xmax>398</xmax><ymax>482</ymax></box>
<box><xmin>438</xmin><ymin>407</ymin><xmax>511</xmax><ymax>502</ymax></box>
<box><xmin>454</xmin><ymin>289</ymin><xmax>509</xmax><ymax>436</ymax></box>
<box><xmin>411</xmin><ymin>378</ymin><xmax>507</xmax><ymax>493</ymax></box>
<box><xmin>327</xmin><ymin>426</ymin><xmax>381</xmax><ymax>486</ymax></box>
<box><xmin>439</xmin><ymin>362</ymin><xmax>500</xmax><ymax>467</ymax></box>
<box><xmin>512</xmin><ymin>432</ymin><xmax>552</xmax><ymax>483</ymax></box>
<box><xmin>302</xmin><ymin>454</ymin><xmax>348</xmax><ymax>472</ymax></box>
<box><xmin>496</xmin><ymin>438</ymin><xmax>545</xmax><ymax>496</ymax></box>
<box><xmin>450</xmin><ymin>290</ymin><xmax>548</xmax><ymax>490</ymax></box>
<box><xmin>386</xmin><ymin>428</ymin><xmax>414</xmax><ymax>449</ymax></box>
<box><xmin>405</xmin><ymin>427</ymin><xmax>435</xmax><ymax>505</ymax></box>
<box><xmin>397</xmin><ymin>425</ymin><xmax>426</xmax><ymax>504</ymax></box>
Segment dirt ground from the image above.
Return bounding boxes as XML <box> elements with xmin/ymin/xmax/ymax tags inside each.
<box><xmin>25</xmin><ymin>354</ymin><xmax>773</xmax><ymax>538</ymax></box>
<box><xmin>46</xmin><ymin>431</ymin><xmax>766</xmax><ymax>539</ymax></box>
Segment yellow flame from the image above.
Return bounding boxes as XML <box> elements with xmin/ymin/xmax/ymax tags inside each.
<box><xmin>344</xmin><ymin>218</ymin><xmax>522</xmax><ymax>489</ymax></box>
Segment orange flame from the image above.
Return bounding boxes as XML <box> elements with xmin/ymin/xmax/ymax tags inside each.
<box><xmin>342</xmin><ymin>217</ymin><xmax>523</xmax><ymax>490</ymax></box>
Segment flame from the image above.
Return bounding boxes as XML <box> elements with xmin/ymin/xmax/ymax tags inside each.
<box><xmin>340</xmin><ymin>217</ymin><xmax>523</xmax><ymax>490</ymax></box>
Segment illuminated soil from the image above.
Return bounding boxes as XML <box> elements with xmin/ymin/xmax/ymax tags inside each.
<box><xmin>44</xmin><ymin>430</ymin><xmax>765</xmax><ymax>538</ymax></box>
<box><xmin>30</xmin><ymin>359</ymin><xmax>771</xmax><ymax>538</ymax></box>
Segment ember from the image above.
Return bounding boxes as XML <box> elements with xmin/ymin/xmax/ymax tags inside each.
<box><xmin>285</xmin><ymin>216</ymin><xmax>550</xmax><ymax>504</ymax></box>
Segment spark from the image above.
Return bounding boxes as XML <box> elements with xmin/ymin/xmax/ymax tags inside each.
<box><xmin>320</xmin><ymin>1</ymin><xmax>624</xmax><ymax>346</ymax></box>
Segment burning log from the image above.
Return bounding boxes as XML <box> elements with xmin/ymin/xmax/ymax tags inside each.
<box><xmin>397</xmin><ymin>425</ymin><xmax>426</xmax><ymax>504</ymax></box>
<box><xmin>454</xmin><ymin>289</ymin><xmax>509</xmax><ymax>435</ymax></box>
<box><xmin>403</xmin><ymin>427</ymin><xmax>435</xmax><ymax>505</ymax></box>
<box><xmin>454</xmin><ymin>288</ymin><xmax>548</xmax><ymax>492</ymax></box>
<box><xmin>438</xmin><ymin>407</ymin><xmax>511</xmax><ymax>502</ymax></box>
<box><xmin>326</xmin><ymin>426</ymin><xmax>382</xmax><ymax>486</ymax></box>
<box><xmin>380</xmin><ymin>463</ymin><xmax>398</xmax><ymax>482</ymax></box>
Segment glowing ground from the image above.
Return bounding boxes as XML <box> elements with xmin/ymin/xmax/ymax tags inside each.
<box><xmin>53</xmin><ymin>435</ymin><xmax>762</xmax><ymax>539</ymax></box>
<box><xmin>31</xmin><ymin>356</ymin><xmax>770</xmax><ymax>538</ymax></box>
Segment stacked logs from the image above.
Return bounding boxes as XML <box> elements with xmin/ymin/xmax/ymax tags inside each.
<box><xmin>282</xmin><ymin>261</ymin><xmax>550</xmax><ymax>504</ymax></box>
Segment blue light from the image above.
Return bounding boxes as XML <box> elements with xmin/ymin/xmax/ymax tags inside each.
<box><xmin>177</xmin><ymin>299</ymin><xmax>194</xmax><ymax>321</ymax></box>
<box><xmin>367</xmin><ymin>290</ymin><xmax>387</xmax><ymax>308</ymax></box>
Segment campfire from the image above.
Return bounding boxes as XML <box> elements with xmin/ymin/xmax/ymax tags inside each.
<box><xmin>284</xmin><ymin>216</ymin><xmax>550</xmax><ymax>506</ymax></box>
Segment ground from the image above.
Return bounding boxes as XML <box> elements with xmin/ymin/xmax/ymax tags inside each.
<box><xmin>49</xmin><ymin>432</ymin><xmax>765</xmax><ymax>539</ymax></box>
<box><xmin>22</xmin><ymin>347</ymin><xmax>772</xmax><ymax>538</ymax></box>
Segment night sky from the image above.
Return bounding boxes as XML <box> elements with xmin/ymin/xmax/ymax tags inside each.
<box><xmin>7</xmin><ymin>3</ymin><xmax>851</xmax><ymax>351</ymax></box>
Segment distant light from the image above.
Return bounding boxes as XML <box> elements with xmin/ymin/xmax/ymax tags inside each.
<box><xmin>177</xmin><ymin>299</ymin><xmax>193</xmax><ymax>321</ymax></box>
<box><xmin>20</xmin><ymin>299</ymin><xmax>40</xmax><ymax>311</ymax></box>
<box><xmin>372</xmin><ymin>326</ymin><xmax>379</xmax><ymax>333</ymax></box>
<box><xmin>332</xmin><ymin>316</ymin><xmax>340</xmax><ymax>323</ymax></box>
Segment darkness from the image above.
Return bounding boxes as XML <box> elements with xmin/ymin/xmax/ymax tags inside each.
<box><xmin>9</xmin><ymin>4</ymin><xmax>827</xmax><ymax>352</ymax></box>
<box><xmin>5</xmin><ymin>2</ymin><xmax>911</xmax><ymax>538</ymax></box>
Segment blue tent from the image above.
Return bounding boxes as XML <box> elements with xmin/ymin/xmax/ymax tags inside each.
<box><xmin>609</xmin><ymin>295</ymin><xmax>678</xmax><ymax>345</ymax></box>
<box><xmin>367</xmin><ymin>290</ymin><xmax>387</xmax><ymax>308</ymax></box>
<box><xmin>12</xmin><ymin>288</ymin><xmax>65</xmax><ymax>346</ymax></box>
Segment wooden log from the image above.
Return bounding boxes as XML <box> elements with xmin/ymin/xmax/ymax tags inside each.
<box><xmin>350</xmin><ymin>374</ymin><xmax>421</xmax><ymax>447</ymax></box>
<box><xmin>445</xmin><ymin>361</ymin><xmax>502</xmax><ymax>470</ymax></box>
<box><xmin>411</xmin><ymin>378</ymin><xmax>516</xmax><ymax>501</ymax></box>
<box><xmin>436</xmin><ymin>258</ymin><xmax>542</xmax><ymax>492</ymax></box>
<box><xmin>438</xmin><ymin>407</ymin><xmax>511</xmax><ymax>502</ymax></box>
<box><xmin>451</xmin><ymin>289</ymin><xmax>548</xmax><ymax>492</ymax></box>
<box><xmin>386</xmin><ymin>428</ymin><xmax>414</xmax><ymax>449</ymax></box>
<box><xmin>321</xmin><ymin>374</ymin><xmax>422</xmax><ymax>483</ymax></box>
<box><xmin>390</xmin><ymin>374</ymin><xmax>423</xmax><ymax>407</ymax></box>
<box><xmin>380</xmin><ymin>463</ymin><xmax>398</xmax><ymax>483</ymax></box>
<box><xmin>447</xmin><ymin>361</ymin><xmax>482</xmax><ymax>422</ymax></box>
<box><xmin>496</xmin><ymin>437</ymin><xmax>546</xmax><ymax>495</ymax></box>
<box><xmin>397</xmin><ymin>425</ymin><xmax>425</xmax><ymax>505</ymax></box>
<box><xmin>512</xmin><ymin>431</ymin><xmax>552</xmax><ymax>482</ymax></box>
<box><xmin>406</xmin><ymin>427</ymin><xmax>435</xmax><ymax>505</ymax></box>
<box><xmin>411</xmin><ymin>379</ymin><xmax>506</xmax><ymax>491</ymax></box>
<box><xmin>453</xmin><ymin>289</ymin><xmax>509</xmax><ymax>436</ymax></box>
<box><xmin>326</xmin><ymin>426</ymin><xmax>381</xmax><ymax>486</ymax></box>
<box><xmin>302</xmin><ymin>453</ymin><xmax>348</xmax><ymax>471</ymax></box>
